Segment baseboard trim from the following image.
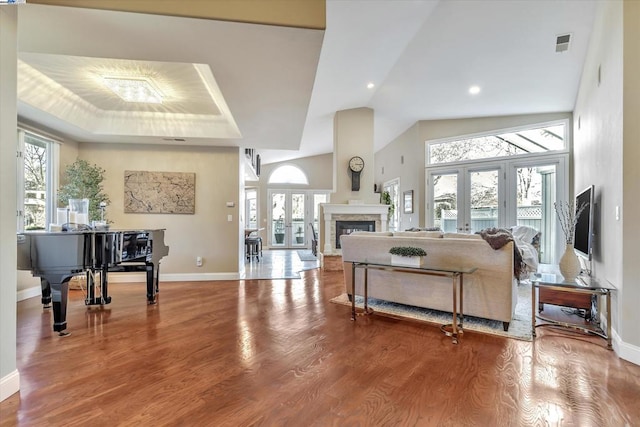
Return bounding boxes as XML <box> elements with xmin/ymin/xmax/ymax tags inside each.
<box><xmin>613</xmin><ymin>328</ymin><xmax>640</xmax><ymax>366</ymax></box>
<box><xmin>0</xmin><ymin>370</ymin><xmax>20</xmax><ymax>402</ymax></box>
<box><xmin>17</xmin><ymin>285</ymin><xmax>40</xmax><ymax>302</ymax></box>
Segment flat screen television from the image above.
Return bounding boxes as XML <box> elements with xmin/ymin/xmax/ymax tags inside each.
<box><xmin>573</xmin><ymin>185</ymin><xmax>595</xmax><ymax>260</ymax></box>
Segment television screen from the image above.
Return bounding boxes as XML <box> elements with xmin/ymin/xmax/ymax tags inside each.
<box><xmin>573</xmin><ymin>185</ymin><xmax>594</xmax><ymax>260</ymax></box>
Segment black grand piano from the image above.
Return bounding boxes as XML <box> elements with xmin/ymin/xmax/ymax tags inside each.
<box><xmin>17</xmin><ymin>229</ymin><xmax>169</xmax><ymax>335</ymax></box>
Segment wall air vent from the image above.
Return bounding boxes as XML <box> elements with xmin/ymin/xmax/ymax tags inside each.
<box><xmin>163</xmin><ymin>137</ymin><xmax>186</xmax><ymax>142</ymax></box>
<box><xmin>556</xmin><ymin>33</ymin><xmax>571</xmax><ymax>53</ymax></box>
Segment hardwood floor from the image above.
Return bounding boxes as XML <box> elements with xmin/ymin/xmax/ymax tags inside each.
<box><xmin>2</xmin><ymin>269</ymin><xmax>639</xmax><ymax>426</ymax></box>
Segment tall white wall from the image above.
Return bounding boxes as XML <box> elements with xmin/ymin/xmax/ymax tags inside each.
<box><xmin>573</xmin><ymin>0</ymin><xmax>639</xmax><ymax>362</ymax></box>
<box><xmin>622</xmin><ymin>0</ymin><xmax>640</xmax><ymax>353</ymax></box>
<box><xmin>333</xmin><ymin>108</ymin><xmax>377</xmax><ymax>204</ymax></box>
<box><xmin>0</xmin><ymin>6</ymin><xmax>19</xmax><ymax>402</ymax></box>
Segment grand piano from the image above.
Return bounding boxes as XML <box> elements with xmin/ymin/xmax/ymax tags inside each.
<box><xmin>17</xmin><ymin>229</ymin><xmax>169</xmax><ymax>335</ymax></box>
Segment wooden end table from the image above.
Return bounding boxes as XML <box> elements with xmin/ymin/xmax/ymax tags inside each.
<box><xmin>531</xmin><ymin>271</ymin><xmax>614</xmax><ymax>349</ymax></box>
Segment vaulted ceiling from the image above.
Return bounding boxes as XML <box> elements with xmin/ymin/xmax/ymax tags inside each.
<box><xmin>16</xmin><ymin>1</ymin><xmax>597</xmax><ymax>165</ymax></box>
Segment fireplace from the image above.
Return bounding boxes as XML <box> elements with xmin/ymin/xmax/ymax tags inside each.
<box><xmin>321</xmin><ymin>203</ymin><xmax>389</xmax><ymax>255</ymax></box>
<box><xmin>335</xmin><ymin>220</ymin><xmax>375</xmax><ymax>248</ymax></box>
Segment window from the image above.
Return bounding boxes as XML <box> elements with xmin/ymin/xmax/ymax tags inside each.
<box><xmin>245</xmin><ymin>188</ymin><xmax>257</xmax><ymax>229</ymax></box>
<box><xmin>268</xmin><ymin>165</ymin><xmax>309</xmax><ymax>185</ymax></box>
<box><xmin>426</xmin><ymin>120</ymin><xmax>569</xmax><ymax>264</ymax></box>
<box><xmin>17</xmin><ymin>129</ymin><xmax>58</xmax><ymax>231</ymax></box>
<box><xmin>428</xmin><ymin>122</ymin><xmax>567</xmax><ymax>165</ymax></box>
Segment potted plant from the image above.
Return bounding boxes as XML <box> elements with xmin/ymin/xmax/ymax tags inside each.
<box><xmin>381</xmin><ymin>190</ymin><xmax>395</xmax><ymax>221</ymax></box>
<box><xmin>57</xmin><ymin>159</ymin><xmax>111</xmax><ymax>224</ymax></box>
<box><xmin>389</xmin><ymin>246</ymin><xmax>427</xmax><ymax>268</ymax></box>
<box><xmin>295</xmin><ymin>226</ymin><xmax>304</xmax><ymax>244</ymax></box>
<box><xmin>274</xmin><ymin>217</ymin><xmax>285</xmax><ymax>244</ymax></box>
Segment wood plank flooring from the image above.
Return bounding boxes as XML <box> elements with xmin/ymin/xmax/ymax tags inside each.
<box><xmin>1</xmin><ymin>269</ymin><xmax>639</xmax><ymax>426</ymax></box>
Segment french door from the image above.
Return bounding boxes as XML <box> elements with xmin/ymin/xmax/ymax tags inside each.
<box><xmin>427</xmin><ymin>155</ymin><xmax>567</xmax><ymax>263</ymax></box>
<box><xmin>428</xmin><ymin>165</ymin><xmax>504</xmax><ymax>234</ymax></box>
<box><xmin>268</xmin><ymin>190</ymin><xmax>329</xmax><ymax>248</ymax></box>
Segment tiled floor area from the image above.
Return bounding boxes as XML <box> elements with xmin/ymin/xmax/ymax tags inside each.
<box><xmin>241</xmin><ymin>249</ymin><xmax>320</xmax><ymax>280</ymax></box>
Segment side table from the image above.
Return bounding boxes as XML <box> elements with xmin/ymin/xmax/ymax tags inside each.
<box><xmin>531</xmin><ymin>271</ymin><xmax>614</xmax><ymax>349</ymax></box>
<box><xmin>350</xmin><ymin>261</ymin><xmax>477</xmax><ymax>344</ymax></box>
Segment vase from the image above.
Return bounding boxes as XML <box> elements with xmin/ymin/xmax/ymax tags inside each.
<box><xmin>391</xmin><ymin>254</ymin><xmax>424</xmax><ymax>268</ymax></box>
<box><xmin>559</xmin><ymin>243</ymin><xmax>581</xmax><ymax>282</ymax></box>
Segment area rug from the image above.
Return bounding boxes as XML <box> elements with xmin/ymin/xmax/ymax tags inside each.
<box><xmin>297</xmin><ymin>250</ymin><xmax>318</xmax><ymax>261</ymax></box>
<box><xmin>330</xmin><ymin>281</ymin><xmax>533</xmax><ymax>341</ymax></box>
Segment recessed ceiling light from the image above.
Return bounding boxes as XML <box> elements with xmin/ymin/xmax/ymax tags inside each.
<box><xmin>103</xmin><ymin>77</ymin><xmax>163</xmax><ymax>104</ymax></box>
<box><xmin>469</xmin><ymin>85</ymin><xmax>481</xmax><ymax>95</ymax></box>
<box><xmin>367</xmin><ymin>82</ymin><xmax>375</xmax><ymax>89</ymax></box>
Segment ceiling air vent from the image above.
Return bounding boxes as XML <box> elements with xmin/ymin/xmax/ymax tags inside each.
<box><xmin>556</xmin><ymin>33</ymin><xmax>571</xmax><ymax>53</ymax></box>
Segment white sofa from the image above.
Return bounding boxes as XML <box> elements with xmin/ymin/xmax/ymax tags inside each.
<box><xmin>340</xmin><ymin>231</ymin><xmax>518</xmax><ymax>330</ymax></box>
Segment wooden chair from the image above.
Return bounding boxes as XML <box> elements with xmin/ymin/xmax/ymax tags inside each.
<box><xmin>309</xmin><ymin>222</ymin><xmax>318</xmax><ymax>257</ymax></box>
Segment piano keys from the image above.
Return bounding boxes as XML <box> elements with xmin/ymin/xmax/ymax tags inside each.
<box><xmin>17</xmin><ymin>229</ymin><xmax>169</xmax><ymax>335</ymax></box>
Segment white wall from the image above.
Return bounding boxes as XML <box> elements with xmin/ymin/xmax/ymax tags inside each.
<box><xmin>333</xmin><ymin>108</ymin><xmax>378</xmax><ymax>204</ymax></box>
<box><xmin>566</xmin><ymin>0</ymin><xmax>639</xmax><ymax>362</ymax></box>
<box><xmin>0</xmin><ymin>6</ymin><xmax>19</xmax><ymax>402</ymax></box>
<box><xmin>622</xmin><ymin>0</ymin><xmax>640</xmax><ymax>352</ymax></box>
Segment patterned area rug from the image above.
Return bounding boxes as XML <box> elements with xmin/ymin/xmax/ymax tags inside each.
<box><xmin>330</xmin><ymin>281</ymin><xmax>533</xmax><ymax>341</ymax></box>
<box><xmin>297</xmin><ymin>250</ymin><xmax>318</xmax><ymax>261</ymax></box>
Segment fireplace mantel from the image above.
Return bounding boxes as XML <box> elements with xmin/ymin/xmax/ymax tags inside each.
<box><xmin>322</xmin><ymin>203</ymin><xmax>389</xmax><ymax>255</ymax></box>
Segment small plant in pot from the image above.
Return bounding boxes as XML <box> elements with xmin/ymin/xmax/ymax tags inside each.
<box><xmin>295</xmin><ymin>226</ymin><xmax>304</xmax><ymax>244</ymax></box>
<box><xmin>389</xmin><ymin>246</ymin><xmax>427</xmax><ymax>267</ymax></box>
<box><xmin>274</xmin><ymin>217</ymin><xmax>285</xmax><ymax>244</ymax></box>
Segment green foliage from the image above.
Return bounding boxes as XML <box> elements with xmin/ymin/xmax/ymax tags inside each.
<box><xmin>274</xmin><ymin>217</ymin><xmax>285</xmax><ymax>233</ymax></box>
<box><xmin>381</xmin><ymin>190</ymin><xmax>395</xmax><ymax>220</ymax></box>
<box><xmin>389</xmin><ymin>246</ymin><xmax>427</xmax><ymax>257</ymax></box>
<box><xmin>58</xmin><ymin>159</ymin><xmax>111</xmax><ymax>222</ymax></box>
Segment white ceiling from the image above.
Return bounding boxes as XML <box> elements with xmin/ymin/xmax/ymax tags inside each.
<box><xmin>16</xmin><ymin>1</ymin><xmax>597</xmax><ymax>165</ymax></box>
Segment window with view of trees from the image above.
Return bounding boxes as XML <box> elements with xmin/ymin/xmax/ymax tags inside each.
<box><xmin>428</xmin><ymin>123</ymin><xmax>566</xmax><ymax>165</ymax></box>
<box><xmin>17</xmin><ymin>129</ymin><xmax>57</xmax><ymax>231</ymax></box>
<box><xmin>426</xmin><ymin>120</ymin><xmax>568</xmax><ymax>263</ymax></box>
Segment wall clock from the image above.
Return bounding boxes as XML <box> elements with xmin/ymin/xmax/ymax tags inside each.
<box><xmin>348</xmin><ymin>156</ymin><xmax>364</xmax><ymax>191</ymax></box>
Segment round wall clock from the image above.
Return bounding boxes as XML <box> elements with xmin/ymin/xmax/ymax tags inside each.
<box><xmin>348</xmin><ymin>156</ymin><xmax>364</xmax><ymax>191</ymax></box>
<box><xmin>349</xmin><ymin>156</ymin><xmax>365</xmax><ymax>173</ymax></box>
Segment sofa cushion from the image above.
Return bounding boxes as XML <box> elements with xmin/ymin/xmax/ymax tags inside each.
<box><xmin>393</xmin><ymin>231</ymin><xmax>443</xmax><ymax>238</ymax></box>
<box><xmin>349</xmin><ymin>231</ymin><xmax>393</xmax><ymax>236</ymax></box>
<box><xmin>443</xmin><ymin>232</ymin><xmax>482</xmax><ymax>240</ymax></box>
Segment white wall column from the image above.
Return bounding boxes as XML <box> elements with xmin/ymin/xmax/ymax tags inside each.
<box><xmin>0</xmin><ymin>5</ymin><xmax>20</xmax><ymax>402</ymax></box>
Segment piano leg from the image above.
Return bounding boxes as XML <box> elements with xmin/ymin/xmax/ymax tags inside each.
<box><xmin>40</xmin><ymin>278</ymin><xmax>52</xmax><ymax>308</ymax></box>
<box><xmin>146</xmin><ymin>262</ymin><xmax>157</xmax><ymax>304</ymax></box>
<box><xmin>49</xmin><ymin>277</ymin><xmax>72</xmax><ymax>336</ymax></box>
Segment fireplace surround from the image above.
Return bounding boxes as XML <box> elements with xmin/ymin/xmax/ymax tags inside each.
<box><xmin>321</xmin><ymin>203</ymin><xmax>389</xmax><ymax>255</ymax></box>
<box><xmin>335</xmin><ymin>220</ymin><xmax>375</xmax><ymax>248</ymax></box>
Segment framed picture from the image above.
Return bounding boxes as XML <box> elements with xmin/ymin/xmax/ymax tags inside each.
<box><xmin>403</xmin><ymin>190</ymin><xmax>413</xmax><ymax>214</ymax></box>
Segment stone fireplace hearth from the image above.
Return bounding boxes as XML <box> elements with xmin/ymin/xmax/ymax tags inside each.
<box><xmin>322</xmin><ymin>203</ymin><xmax>389</xmax><ymax>256</ymax></box>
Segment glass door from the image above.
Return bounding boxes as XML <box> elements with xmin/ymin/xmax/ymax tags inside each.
<box><xmin>467</xmin><ymin>167</ymin><xmax>502</xmax><ymax>233</ymax></box>
<box><xmin>509</xmin><ymin>158</ymin><xmax>565</xmax><ymax>264</ymax></box>
<box><xmin>428</xmin><ymin>165</ymin><xmax>504</xmax><ymax>233</ymax></box>
<box><xmin>428</xmin><ymin>155</ymin><xmax>566</xmax><ymax>263</ymax></box>
<box><xmin>383</xmin><ymin>178</ymin><xmax>400</xmax><ymax>231</ymax></box>
<box><xmin>269</xmin><ymin>190</ymin><xmax>308</xmax><ymax>248</ymax></box>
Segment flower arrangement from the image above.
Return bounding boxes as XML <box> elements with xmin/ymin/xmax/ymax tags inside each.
<box><xmin>389</xmin><ymin>246</ymin><xmax>427</xmax><ymax>257</ymax></box>
<box><xmin>554</xmin><ymin>201</ymin><xmax>588</xmax><ymax>244</ymax></box>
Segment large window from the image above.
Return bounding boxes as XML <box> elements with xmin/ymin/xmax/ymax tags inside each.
<box><xmin>17</xmin><ymin>129</ymin><xmax>58</xmax><ymax>231</ymax></box>
<box><xmin>428</xmin><ymin>122</ymin><xmax>566</xmax><ymax>165</ymax></box>
<box><xmin>426</xmin><ymin>121</ymin><xmax>569</xmax><ymax>264</ymax></box>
